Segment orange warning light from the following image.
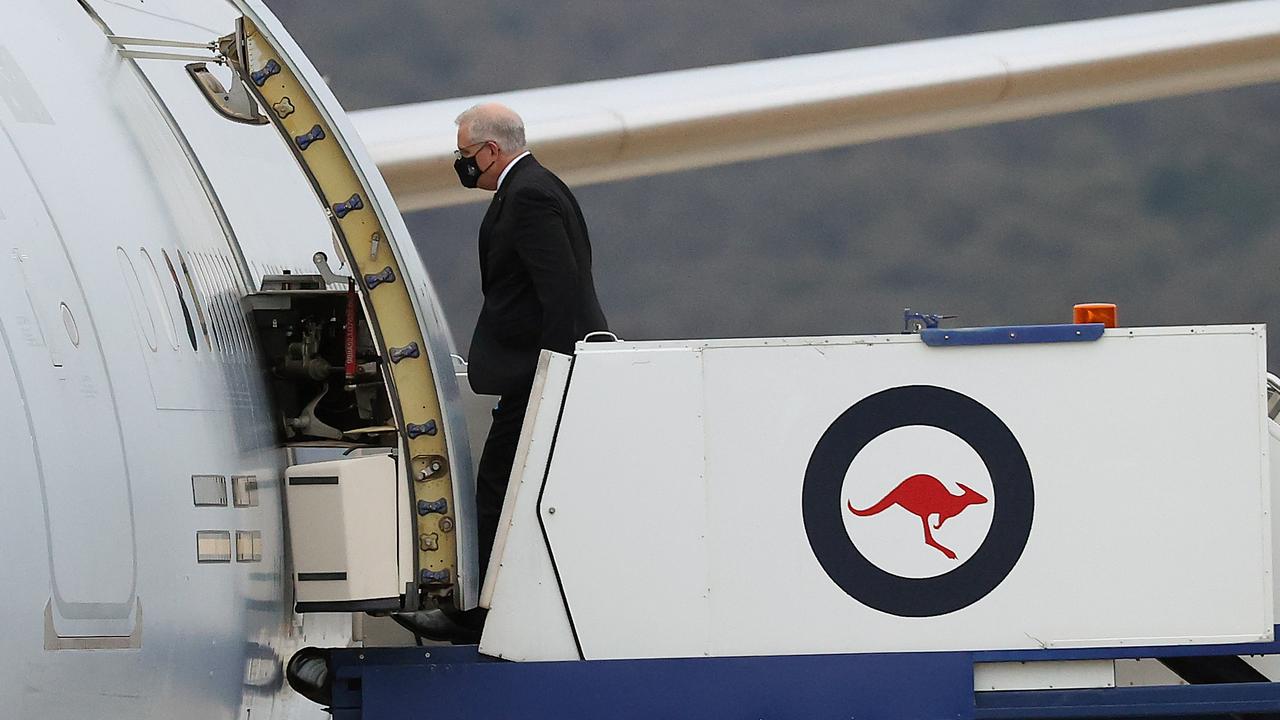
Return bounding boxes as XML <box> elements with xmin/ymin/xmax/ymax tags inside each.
<box><xmin>1073</xmin><ymin>303</ymin><xmax>1117</xmax><ymax>328</ymax></box>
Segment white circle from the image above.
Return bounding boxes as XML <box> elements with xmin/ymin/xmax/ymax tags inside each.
<box><xmin>841</xmin><ymin>425</ymin><xmax>994</xmax><ymax>578</ymax></box>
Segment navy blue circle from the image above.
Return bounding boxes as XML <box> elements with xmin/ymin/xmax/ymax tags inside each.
<box><xmin>802</xmin><ymin>385</ymin><xmax>1034</xmax><ymax>617</ymax></box>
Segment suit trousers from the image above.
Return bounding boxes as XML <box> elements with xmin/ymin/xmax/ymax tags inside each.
<box><xmin>475</xmin><ymin>388</ymin><xmax>531</xmax><ymax>585</ymax></box>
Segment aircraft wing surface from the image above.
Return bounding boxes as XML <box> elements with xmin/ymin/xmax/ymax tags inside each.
<box><xmin>350</xmin><ymin>0</ymin><xmax>1280</xmax><ymax>211</ymax></box>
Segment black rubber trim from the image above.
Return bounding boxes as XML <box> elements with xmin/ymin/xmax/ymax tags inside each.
<box><xmin>535</xmin><ymin>355</ymin><xmax>586</xmax><ymax>661</ymax></box>
<box><xmin>289</xmin><ymin>476</ymin><xmax>339</xmax><ymax>485</ymax></box>
<box><xmin>298</xmin><ymin>571</ymin><xmax>347</xmax><ymax>581</ymax></box>
<box><xmin>295</xmin><ymin>597</ymin><xmax>400</xmax><ymax>613</ymax></box>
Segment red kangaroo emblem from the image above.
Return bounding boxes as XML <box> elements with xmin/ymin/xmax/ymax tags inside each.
<box><xmin>847</xmin><ymin>474</ymin><xmax>988</xmax><ymax>560</ymax></box>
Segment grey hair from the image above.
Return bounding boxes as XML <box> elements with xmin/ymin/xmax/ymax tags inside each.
<box><xmin>455</xmin><ymin>104</ymin><xmax>526</xmax><ymax>153</ymax></box>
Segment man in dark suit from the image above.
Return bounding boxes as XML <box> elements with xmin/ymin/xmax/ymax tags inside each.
<box><xmin>454</xmin><ymin>103</ymin><xmax>608</xmax><ymax>584</ymax></box>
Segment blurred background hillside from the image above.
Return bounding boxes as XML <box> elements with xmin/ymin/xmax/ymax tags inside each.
<box><xmin>266</xmin><ymin>0</ymin><xmax>1280</xmax><ymax>363</ymax></box>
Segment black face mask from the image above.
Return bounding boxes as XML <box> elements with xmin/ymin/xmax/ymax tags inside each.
<box><xmin>454</xmin><ymin>148</ymin><xmax>495</xmax><ymax>189</ymax></box>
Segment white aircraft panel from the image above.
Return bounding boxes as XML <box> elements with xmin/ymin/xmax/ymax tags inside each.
<box><xmin>0</xmin><ymin>305</ymin><xmax>58</xmax><ymax>700</ymax></box>
<box><xmin>0</xmin><ymin>123</ymin><xmax>137</xmax><ymax>636</ymax></box>
<box><xmin>538</xmin><ymin>327</ymin><xmax>1269</xmax><ymax>660</ymax></box>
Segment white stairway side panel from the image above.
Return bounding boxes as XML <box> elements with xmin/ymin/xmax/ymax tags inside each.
<box><xmin>480</xmin><ymin>351</ymin><xmax>578</xmax><ymax>662</ymax></box>
<box><xmin>540</xmin><ymin>328</ymin><xmax>1268</xmax><ymax>660</ymax></box>
<box><xmin>704</xmin><ymin>330</ymin><xmax>1268</xmax><ymax>656</ymax></box>
<box><xmin>540</xmin><ymin>347</ymin><xmax>711</xmax><ymax>660</ymax></box>
<box><xmin>1272</xmin><ymin>419</ymin><xmax>1280</xmax><ymax>618</ymax></box>
<box><xmin>481</xmin><ymin>351</ymin><xmax>565</xmax><ymax>606</ymax></box>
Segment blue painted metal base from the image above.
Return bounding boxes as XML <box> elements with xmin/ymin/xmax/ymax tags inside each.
<box><xmin>328</xmin><ymin>646</ymin><xmax>974</xmax><ymax>720</ymax></box>
<box><xmin>976</xmin><ymin>682</ymin><xmax>1280</xmax><ymax>719</ymax></box>
<box><xmin>327</xmin><ymin>630</ymin><xmax>1280</xmax><ymax>720</ymax></box>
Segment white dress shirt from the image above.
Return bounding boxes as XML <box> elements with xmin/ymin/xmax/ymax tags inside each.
<box><xmin>496</xmin><ymin>151</ymin><xmax>531</xmax><ymax>190</ymax></box>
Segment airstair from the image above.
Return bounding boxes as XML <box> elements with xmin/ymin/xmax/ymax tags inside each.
<box><xmin>310</xmin><ymin>328</ymin><xmax>1280</xmax><ymax>720</ymax></box>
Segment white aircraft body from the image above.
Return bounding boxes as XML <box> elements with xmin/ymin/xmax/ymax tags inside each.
<box><xmin>1</xmin><ymin>2</ymin><xmax>402</xmax><ymax>718</ymax></box>
<box><xmin>1</xmin><ymin>1</ymin><xmax>1278</xmax><ymax>718</ymax></box>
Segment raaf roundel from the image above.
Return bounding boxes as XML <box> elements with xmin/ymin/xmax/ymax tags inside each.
<box><xmin>802</xmin><ymin>385</ymin><xmax>1034</xmax><ymax>617</ymax></box>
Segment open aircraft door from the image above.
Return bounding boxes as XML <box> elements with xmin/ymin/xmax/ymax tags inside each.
<box><xmin>155</xmin><ymin>4</ymin><xmax>482</xmax><ymax>614</ymax></box>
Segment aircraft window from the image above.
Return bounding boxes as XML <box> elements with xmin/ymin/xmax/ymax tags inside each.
<box><xmin>60</xmin><ymin>303</ymin><xmax>79</xmax><ymax>347</ymax></box>
<box><xmin>212</xmin><ymin>254</ymin><xmax>250</xmax><ymax>354</ymax></box>
<box><xmin>194</xmin><ymin>252</ymin><xmax>230</xmax><ymax>354</ymax></box>
<box><xmin>227</xmin><ymin>257</ymin><xmax>254</xmax><ymax>351</ymax></box>
<box><xmin>184</xmin><ymin>250</ymin><xmax>218</xmax><ymax>352</ymax></box>
<box><xmin>218</xmin><ymin>255</ymin><xmax>255</xmax><ymax>353</ymax></box>
<box><xmin>138</xmin><ymin>248</ymin><xmax>180</xmax><ymax>351</ymax></box>
<box><xmin>190</xmin><ymin>253</ymin><xmax>229</xmax><ymax>354</ymax></box>
<box><xmin>175</xmin><ymin>249</ymin><xmax>212</xmax><ymax>352</ymax></box>
<box><xmin>206</xmin><ymin>253</ymin><xmax>243</xmax><ymax>356</ymax></box>
<box><xmin>117</xmin><ymin>247</ymin><xmax>158</xmax><ymax>352</ymax></box>
<box><xmin>235</xmin><ymin>530</ymin><xmax>262</xmax><ymax>563</ymax></box>
<box><xmin>161</xmin><ymin>249</ymin><xmax>199</xmax><ymax>351</ymax></box>
<box><xmin>220</xmin><ymin>254</ymin><xmax>246</xmax><ymax>294</ymax></box>
<box><xmin>196</xmin><ymin>530</ymin><xmax>232</xmax><ymax>563</ymax></box>
<box><xmin>213</xmin><ymin>254</ymin><xmax>246</xmax><ymax>355</ymax></box>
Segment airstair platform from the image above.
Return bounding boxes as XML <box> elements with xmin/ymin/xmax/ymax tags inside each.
<box><xmin>312</xmin><ymin>322</ymin><xmax>1280</xmax><ymax>718</ymax></box>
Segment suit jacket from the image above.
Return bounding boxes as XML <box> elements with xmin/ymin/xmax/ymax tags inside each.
<box><xmin>468</xmin><ymin>155</ymin><xmax>608</xmax><ymax>396</ymax></box>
